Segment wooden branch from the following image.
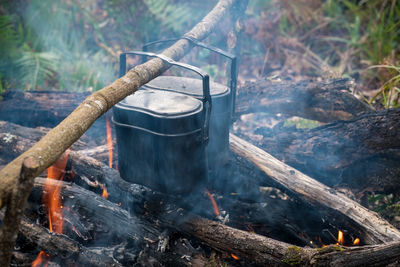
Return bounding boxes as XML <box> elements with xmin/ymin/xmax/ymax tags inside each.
<box><xmin>0</xmin><ymin>157</ymin><xmax>39</xmax><ymax>266</ymax></box>
<box><xmin>0</xmin><ymin>0</ymin><xmax>238</xmax><ymax>208</ymax></box>
<box><xmin>229</xmin><ymin>133</ymin><xmax>400</xmax><ymax>244</ymax></box>
<box><xmin>236</xmin><ymin>78</ymin><xmax>372</xmax><ymax>122</ymax></box>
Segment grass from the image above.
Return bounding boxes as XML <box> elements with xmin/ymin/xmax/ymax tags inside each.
<box><xmin>245</xmin><ymin>0</ymin><xmax>399</xmax><ymax>109</ymax></box>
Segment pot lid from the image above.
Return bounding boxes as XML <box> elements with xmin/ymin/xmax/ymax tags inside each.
<box><xmin>143</xmin><ymin>76</ymin><xmax>229</xmax><ymax>99</ymax></box>
<box><xmin>113</xmin><ymin>89</ymin><xmax>204</xmax><ymax>135</ymax></box>
<box><xmin>118</xmin><ymin>89</ymin><xmax>202</xmax><ymax>117</ymax></box>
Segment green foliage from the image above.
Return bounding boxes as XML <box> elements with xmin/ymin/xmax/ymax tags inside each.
<box><xmin>0</xmin><ymin>0</ymin><xmax>219</xmax><ymax>93</ymax></box>
<box><xmin>15</xmin><ymin>51</ymin><xmax>59</xmax><ymax>90</ymax></box>
<box><xmin>144</xmin><ymin>0</ymin><xmax>202</xmax><ymax>34</ymax></box>
<box><xmin>0</xmin><ymin>14</ymin><xmax>23</xmax><ymax>90</ymax></box>
<box><xmin>367</xmin><ymin>65</ymin><xmax>400</xmax><ymax>108</ymax></box>
<box><xmin>369</xmin><ymin>193</ymin><xmax>400</xmax><ymax>225</ymax></box>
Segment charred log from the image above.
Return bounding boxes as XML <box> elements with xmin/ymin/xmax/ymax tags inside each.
<box><xmin>240</xmin><ymin>109</ymin><xmax>400</xmax><ymax>191</ymax></box>
<box><xmin>236</xmin><ymin>78</ymin><xmax>372</xmax><ymax>122</ymax></box>
<box><xmin>0</xmin><ymin>211</ymin><xmax>122</xmax><ymax>266</ymax></box>
<box><xmin>0</xmin><ymin>90</ymin><xmax>87</xmax><ymax>128</ymax></box>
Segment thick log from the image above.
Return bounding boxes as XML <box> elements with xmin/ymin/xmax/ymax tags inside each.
<box><xmin>243</xmin><ymin>108</ymin><xmax>400</xmax><ymax>190</ymax></box>
<box><xmin>0</xmin><ymin>211</ymin><xmax>122</xmax><ymax>266</ymax></box>
<box><xmin>0</xmin><ymin>90</ymin><xmax>87</xmax><ymax>128</ymax></box>
<box><xmin>236</xmin><ymin>78</ymin><xmax>372</xmax><ymax>122</ymax></box>
<box><xmin>32</xmin><ymin>178</ymin><xmax>160</xmax><ymax>242</ymax></box>
<box><xmin>0</xmin><ymin>0</ymin><xmax>239</xmax><ymax>209</ymax></box>
<box><xmin>177</xmin><ymin>216</ymin><xmax>400</xmax><ymax>266</ymax></box>
<box><xmin>229</xmin><ymin>133</ymin><xmax>400</xmax><ymax>244</ymax></box>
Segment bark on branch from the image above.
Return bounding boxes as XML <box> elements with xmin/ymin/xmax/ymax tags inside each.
<box><xmin>0</xmin><ymin>0</ymin><xmax>238</xmax><ymax>208</ymax></box>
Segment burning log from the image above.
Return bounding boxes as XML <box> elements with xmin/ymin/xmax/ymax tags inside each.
<box><xmin>236</xmin><ymin>77</ymin><xmax>372</xmax><ymax>122</ymax></box>
<box><xmin>229</xmin><ymin>133</ymin><xmax>400</xmax><ymax>244</ymax></box>
<box><xmin>0</xmin><ymin>212</ymin><xmax>123</xmax><ymax>266</ymax></box>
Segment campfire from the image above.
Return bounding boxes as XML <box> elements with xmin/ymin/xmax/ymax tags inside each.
<box><xmin>1</xmin><ymin>82</ymin><xmax>400</xmax><ymax>265</ymax></box>
<box><xmin>1</xmin><ymin>0</ymin><xmax>400</xmax><ymax>266</ymax></box>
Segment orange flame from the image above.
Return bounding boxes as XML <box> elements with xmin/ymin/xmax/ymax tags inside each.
<box><xmin>204</xmin><ymin>189</ymin><xmax>220</xmax><ymax>216</ymax></box>
<box><xmin>106</xmin><ymin>117</ymin><xmax>113</xmax><ymax>168</ymax></box>
<box><xmin>337</xmin><ymin>230</ymin><xmax>344</xmax><ymax>245</ymax></box>
<box><xmin>353</xmin><ymin>238</ymin><xmax>360</xmax><ymax>245</ymax></box>
<box><xmin>43</xmin><ymin>149</ymin><xmax>70</xmax><ymax>234</ymax></box>
<box><xmin>231</xmin><ymin>253</ymin><xmax>239</xmax><ymax>260</ymax></box>
<box><xmin>101</xmin><ymin>186</ymin><xmax>109</xmax><ymax>199</ymax></box>
<box><xmin>32</xmin><ymin>251</ymin><xmax>50</xmax><ymax>267</ymax></box>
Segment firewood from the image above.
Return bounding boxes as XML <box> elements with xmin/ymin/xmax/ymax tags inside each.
<box><xmin>0</xmin><ymin>211</ymin><xmax>123</xmax><ymax>267</ymax></box>
<box><xmin>245</xmin><ymin>108</ymin><xmax>400</xmax><ymax>191</ymax></box>
<box><xmin>31</xmin><ymin>178</ymin><xmax>400</xmax><ymax>266</ymax></box>
<box><xmin>229</xmin><ymin>133</ymin><xmax>400</xmax><ymax>244</ymax></box>
<box><xmin>0</xmin><ymin>90</ymin><xmax>87</xmax><ymax>128</ymax></box>
<box><xmin>236</xmin><ymin>78</ymin><xmax>372</xmax><ymax>122</ymax></box>
<box><xmin>0</xmin><ymin>121</ymin><xmax>397</xmax><ymax>245</ymax></box>
<box><xmin>32</xmin><ymin>178</ymin><xmax>161</xmax><ymax>241</ymax></box>
<box><xmin>176</xmin><ymin>215</ymin><xmax>400</xmax><ymax>266</ymax></box>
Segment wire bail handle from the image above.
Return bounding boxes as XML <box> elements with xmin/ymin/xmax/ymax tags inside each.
<box><xmin>143</xmin><ymin>36</ymin><xmax>237</xmax><ymax>121</ymax></box>
<box><xmin>119</xmin><ymin>51</ymin><xmax>212</xmax><ymax>143</ymax></box>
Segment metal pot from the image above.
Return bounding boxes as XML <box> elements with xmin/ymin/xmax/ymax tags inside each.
<box><xmin>113</xmin><ymin>52</ymin><xmax>211</xmax><ymax>194</ymax></box>
<box><xmin>140</xmin><ymin>37</ymin><xmax>237</xmax><ymax>173</ymax></box>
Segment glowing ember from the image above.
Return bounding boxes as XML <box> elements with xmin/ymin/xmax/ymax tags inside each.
<box><xmin>337</xmin><ymin>230</ymin><xmax>344</xmax><ymax>245</ymax></box>
<box><xmin>204</xmin><ymin>188</ymin><xmax>220</xmax><ymax>216</ymax></box>
<box><xmin>106</xmin><ymin>116</ymin><xmax>113</xmax><ymax>168</ymax></box>
<box><xmin>43</xmin><ymin>149</ymin><xmax>70</xmax><ymax>234</ymax></box>
<box><xmin>32</xmin><ymin>251</ymin><xmax>50</xmax><ymax>267</ymax></box>
<box><xmin>231</xmin><ymin>253</ymin><xmax>240</xmax><ymax>260</ymax></box>
<box><xmin>353</xmin><ymin>238</ymin><xmax>360</xmax><ymax>245</ymax></box>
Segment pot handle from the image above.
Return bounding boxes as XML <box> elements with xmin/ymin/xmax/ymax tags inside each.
<box><xmin>143</xmin><ymin>36</ymin><xmax>237</xmax><ymax>121</ymax></box>
<box><xmin>119</xmin><ymin>51</ymin><xmax>211</xmax><ymax>144</ymax></box>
